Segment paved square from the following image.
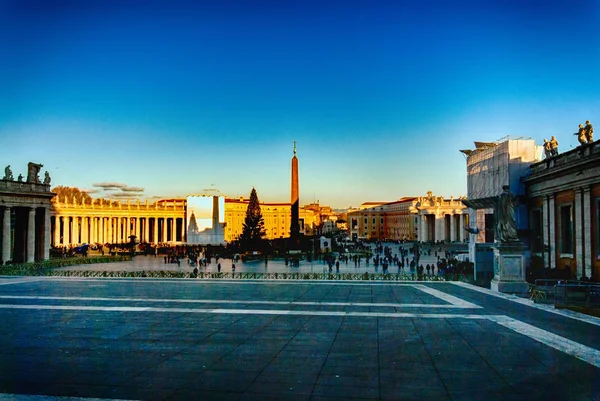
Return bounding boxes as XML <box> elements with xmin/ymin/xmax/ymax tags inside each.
<box><xmin>0</xmin><ymin>277</ymin><xmax>599</xmax><ymax>400</ymax></box>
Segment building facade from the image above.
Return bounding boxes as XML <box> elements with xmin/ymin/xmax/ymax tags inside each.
<box><xmin>226</xmin><ymin>198</ymin><xmax>294</xmax><ymax>242</ymax></box>
<box><xmin>1</xmin><ymin>163</ymin><xmax>54</xmax><ymax>263</ymax></box>
<box><xmin>347</xmin><ymin>194</ymin><xmax>467</xmax><ymax>242</ymax></box>
<box><xmin>50</xmin><ymin>196</ymin><xmax>324</xmax><ymax>247</ymax></box>
<box><xmin>522</xmin><ymin>139</ymin><xmax>600</xmax><ymax>280</ymax></box>
<box><xmin>461</xmin><ymin>137</ymin><xmax>541</xmax><ymax>275</ymax></box>
<box><xmin>51</xmin><ymin>198</ymin><xmax>186</xmax><ymax>246</ymax></box>
<box><xmin>412</xmin><ymin>193</ymin><xmax>469</xmax><ymax>243</ymax></box>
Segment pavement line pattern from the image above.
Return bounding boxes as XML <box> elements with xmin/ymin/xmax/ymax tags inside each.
<box><xmin>0</xmin><ymin>290</ymin><xmax>481</xmax><ymax>309</ymax></box>
<box><xmin>0</xmin><ymin>295</ymin><xmax>472</xmax><ymax>309</ymax></box>
<box><xmin>24</xmin><ymin>277</ymin><xmax>454</xmax><ymax>286</ymax></box>
<box><xmin>452</xmin><ymin>281</ymin><xmax>600</xmax><ymax>327</ymax></box>
<box><xmin>0</xmin><ymin>394</ymin><xmax>138</xmax><ymax>401</ymax></box>
<box><xmin>489</xmin><ymin>315</ymin><xmax>600</xmax><ymax>368</ymax></box>
<box><xmin>0</xmin><ymin>278</ymin><xmax>44</xmax><ymax>286</ymax></box>
<box><xmin>411</xmin><ymin>283</ymin><xmax>481</xmax><ymax>308</ymax></box>
<box><xmin>1</xmin><ymin>302</ymin><xmax>598</xmax><ymax>368</ymax></box>
<box><xmin>0</xmin><ymin>303</ymin><xmax>490</xmax><ymax>319</ymax></box>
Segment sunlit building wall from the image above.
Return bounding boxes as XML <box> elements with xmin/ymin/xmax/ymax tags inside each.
<box><xmin>224</xmin><ymin>198</ymin><xmax>320</xmax><ymax>242</ymax></box>
<box><xmin>348</xmin><ymin>195</ymin><xmax>467</xmax><ymax>242</ymax></box>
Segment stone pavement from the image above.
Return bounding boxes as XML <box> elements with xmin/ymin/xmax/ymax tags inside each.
<box><xmin>0</xmin><ymin>275</ymin><xmax>598</xmax><ymax>400</ymax></box>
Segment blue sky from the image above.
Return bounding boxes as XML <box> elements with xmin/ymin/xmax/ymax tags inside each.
<box><xmin>1</xmin><ymin>0</ymin><xmax>598</xmax><ymax>209</ymax></box>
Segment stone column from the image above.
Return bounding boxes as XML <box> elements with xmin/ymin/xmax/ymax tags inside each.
<box><xmin>116</xmin><ymin>217</ymin><xmax>121</xmax><ymax>243</ymax></box>
<box><xmin>90</xmin><ymin>217</ymin><xmax>96</xmax><ymax>243</ymax></box>
<box><xmin>80</xmin><ymin>217</ymin><xmax>86</xmax><ymax>244</ymax></box>
<box><xmin>575</xmin><ymin>189</ymin><xmax>583</xmax><ymax>279</ymax></box>
<box><xmin>43</xmin><ymin>207</ymin><xmax>50</xmax><ymax>260</ymax></box>
<box><xmin>459</xmin><ymin>214</ymin><xmax>465</xmax><ymax>242</ymax></box>
<box><xmin>94</xmin><ymin>217</ymin><xmax>99</xmax><ymax>243</ymax></box>
<box><xmin>171</xmin><ymin>218</ymin><xmax>175</xmax><ymax>242</ymax></box>
<box><xmin>450</xmin><ymin>214</ymin><xmax>456</xmax><ymax>242</ymax></box>
<box><xmin>162</xmin><ymin>218</ymin><xmax>167</xmax><ymax>243</ymax></box>
<box><xmin>27</xmin><ymin>208</ymin><xmax>35</xmax><ymax>263</ymax></box>
<box><xmin>435</xmin><ymin>214</ymin><xmax>443</xmax><ymax>242</ymax></box>
<box><xmin>104</xmin><ymin>217</ymin><xmax>109</xmax><ymax>243</ymax></box>
<box><xmin>72</xmin><ymin>216</ymin><xmax>79</xmax><ymax>245</ymax></box>
<box><xmin>583</xmin><ymin>187</ymin><xmax>592</xmax><ymax>279</ymax></box>
<box><xmin>115</xmin><ymin>217</ymin><xmax>119</xmax><ymax>243</ymax></box>
<box><xmin>53</xmin><ymin>216</ymin><xmax>61</xmax><ymax>246</ymax></box>
<box><xmin>153</xmin><ymin>217</ymin><xmax>158</xmax><ymax>244</ymax></box>
<box><xmin>144</xmin><ymin>218</ymin><xmax>149</xmax><ymax>243</ymax></box>
<box><xmin>103</xmin><ymin>217</ymin><xmax>108</xmax><ymax>243</ymax></box>
<box><xmin>108</xmin><ymin>217</ymin><xmax>113</xmax><ymax>244</ymax></box>
<box><xmin>542</xmin><ymin>198</ymin><xmax>549</xmax><ymax>268</ymax></box>
<box><xmin>2</xmin><ymin>207</ymin><xmax>11</xmax><ymax>264</ymax></box>
<box><xmin>136</xmin><ymin>217</ymin><xmax>141</xmax><ymax>241</ymax></box>
<box><xmin>64</xmin><ymin>217</ymin><xmax>71</xmax><ymax>246</ymax></box>
<box><xmin>548</xmin><ymin>195</ymin><xmax>556</xmax><ymax>269</ymax></box>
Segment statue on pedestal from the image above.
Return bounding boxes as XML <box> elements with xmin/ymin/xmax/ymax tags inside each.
<box><xmin>26</xmin><ymin>162</ymin><xmax>43</xmax><ymax>183</ymax></box>
<box><xmin>549</xmin><ymin>136</ymin><xmax>559</xmax><ymax>156</ymax></box>
<box><xmin>17</xmin><ymin>174</ymin><xmax>23</xmax><ymax>182</ymax></box>
<box><xmin>3</xmin><ymin>165</ymin><xmax>13</xmax><ymax>180</ymax></box>
<box><xmin>494</xmin><ymin>185</ymin><xmax>520</xmax><ymax>243</ymax></box>
<box><xmin>575</xmin><ymin>124</ymin><xmax>587</xmax><ymax>145</ymax></box>
<box><xmin>43</xmin><ymin>171</ymin><xmax>51</xmax><ymax>185</ymax></box>
<box><xmin>543</xmin><ymin>139</ymin><xmax>552</xmax><ymax>158</ymax></box>
<box><xmin>585</xmin><ymin>120</ymin><xmax>594</xmax><ymax>143</ymax></box>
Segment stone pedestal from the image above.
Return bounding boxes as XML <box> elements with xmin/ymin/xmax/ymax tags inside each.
<box><xmin>490</xmin><ymin>243</ymin><xmax>529</xmax><ymax>295</ymax></box>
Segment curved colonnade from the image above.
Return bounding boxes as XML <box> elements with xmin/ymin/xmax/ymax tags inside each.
<box><xmin>50</xmin><ymin>199</ymin><xmax>186</xmax><ymax>247</ymax></box>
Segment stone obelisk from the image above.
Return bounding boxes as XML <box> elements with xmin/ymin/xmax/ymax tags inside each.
<box><xmin>212</xmin><ymin>195</ymin><xmax>220</xmax><ymax>241</ymax></box>
<box><xmin>290</xmin><ymin>141</ymin><xmax>300</xmax><ymax>239</ymax></box>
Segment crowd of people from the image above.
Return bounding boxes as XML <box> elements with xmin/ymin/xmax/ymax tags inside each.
<box><xmin>310</xmin><ymin>240</ymin><xmax>473</xmax><ymax>279</ymax></box>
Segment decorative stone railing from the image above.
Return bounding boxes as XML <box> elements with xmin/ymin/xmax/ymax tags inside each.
<box><xmin>51</xmin><ymin>198</ymin><xmax>185</xmax><ymax>212</ymax></box>
<box><xmin>530</xmin><ymin>140</ymin><xmax>599</xmax><ymax>175</ymax></box>
<box><xmin>0</xmin><ymin>179</ymin><xmax>52</xmax><ymax>194</ymax></box>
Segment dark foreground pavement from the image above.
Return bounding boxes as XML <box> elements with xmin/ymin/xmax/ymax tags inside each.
<box><xmin>0</xmin><ymin>276</ymin><xmax>598</xmax><ymax>401</ymax></box>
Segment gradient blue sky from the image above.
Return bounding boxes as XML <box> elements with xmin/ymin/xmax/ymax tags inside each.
<box><xmin>1</xmin><ymin>0</ymin><xmax>598</xmax><ymax>209</ymax></box>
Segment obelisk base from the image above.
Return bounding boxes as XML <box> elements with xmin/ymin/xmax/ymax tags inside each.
<box><xmin>490</xmin><ymin>243</ymin><xmax>529</xmax><ymax>296</ymax></box>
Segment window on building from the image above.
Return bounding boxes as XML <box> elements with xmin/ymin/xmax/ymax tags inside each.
<box><xmin>372</xmin><ymin>218</ymin><xmax>376</xmax><ymax>225</ymax></box>
<box><xmin>380</xmin><ymin>218</ymin><xmax>384</xmax><ymax>224</ymax></box>
<box><xmin>559</xmin><ymin>204</ymin><xmax>573</xmax><ymax>255</ymax></box>
<box><xmin>364</xmin><ymin>218</ymin><xmax>367</xmax><ymax>225</ymax></box>
<box><xmin>530</xmin><ymin>209</ymin><xmax>542</xmax><ymax>253</ymax></box>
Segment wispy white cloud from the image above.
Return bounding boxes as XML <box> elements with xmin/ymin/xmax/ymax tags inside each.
<box><xmin>93</xmin><ymin>182</ymin><xmax>145</xmax><ymax>194</ymax></box>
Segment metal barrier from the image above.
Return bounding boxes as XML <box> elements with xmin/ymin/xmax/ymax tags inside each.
<box><xmin>554</xmin><ymin>283</ymin><xmax>600</xmax><ymax>310</ymax></box>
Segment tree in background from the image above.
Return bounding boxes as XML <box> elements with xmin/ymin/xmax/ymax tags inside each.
<box><xmin>239</xmin><ymin>187</ymin><xmax>266</xmax><ymax>251</ymax></box>
<box><xmin>52</xmin><ymin>186</ymin><xmax>93</xmax><ymax>204</ymax></box>
<box><xmin>52</xmin><ymin>186</ymin><xmax>121</xmax><ymax>206</ymax></box>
